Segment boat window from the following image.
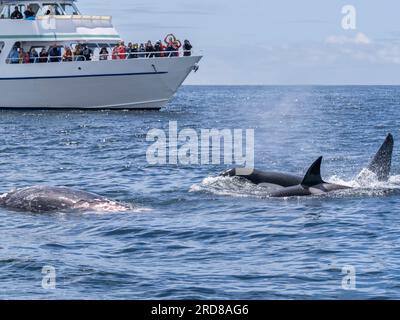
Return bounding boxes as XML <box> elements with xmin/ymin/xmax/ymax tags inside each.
<box><xmin>28</xmin><ymin>3</ymin><xmax>41</xmax><ymax>15</ymax></box>
<box><xmin>60</xmin><ymin>3</ymin><xmax>79</xmax><ymax>15</ymax></box>
<box><xmin>17</xmin><ymin>4</ymin><xmax>26</xmax><ymax>14</ymax></box>
<box><xmin>2</xmin><ymin>4</ymin><xmax>26</xmax><ymax>18</ymax></box>
<box><xmin>0</xmin><ymin>6</ymin><xmax>9</xmax><ymax>19</ymax></box>
<box><xmin>108</xmin><ymin>43</ymin><xmax>119</xmax><ymax>49</ymax></box>
<box><xmin>0</xmin><ymin>42</ymin><xmax>4</xmax><ymax>56</ymax></box>
<box><xmin>6</xmin><ymin>42</ymin><xmax>22</xmax><ymax>64</ymax></box>
<box><xmin>87</xmin><ymin>43</ymin><xmax>99</xmax><ymax>49</ymax></box>
<box><xmin>87</xmin><ymin>43</ymin><xmax>100</xmax><ymax>61</ymax></box>
<box><xmin>1</xmin><ymin>3</ymin><xmax>40</xmax><ymax>18</ymax></box>
<box><xmin>42</xmin><ymin>3</ymin><xmax>63</xmax><ymax>15</ymax></box>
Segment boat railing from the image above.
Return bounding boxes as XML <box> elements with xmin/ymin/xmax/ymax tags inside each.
<box><xmin>36</xmin><ymin>15</ymin><xmax>112</xmax><ymax>21</ymax></box>
<box><xmin>1</xmin><ymin>15</ymin><xmax>112</xmax><ymax>21</ymax></box>
<box><xmin>5</xmin><ymin>50</ymin><xmax>195</xmax><ymax>64</ymax></box>
<box><xmin>6</xmin><ymin>55</ymin><xmax>88</xmax><ymax>64</ymax></box>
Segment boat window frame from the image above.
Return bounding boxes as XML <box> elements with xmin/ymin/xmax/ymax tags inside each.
<box><xmin>0</xmin><ymin>1</ymin><xmax>81</xmax><ymax>18</ymax></box>
<box><xmin>4</xmin><ymin>3</ymin><xmax>27</xmax><ymax>18</ymax></box>
<box><xmin>0</xmin><ymin>42</ymin><xmax>4</xmax><ymax>57</ymax></box>
<box><xmin>0</xmin><ymin>5</ymin><xmax>10</xmax><ymax>19</ymax></box>
<box><xmin>28</xmin><ymin>3</ymin><xmax>41</xmax><ymax>15</ymax></box>
<box><xmin>41</xmin><ymin>2</ymin><xmax>64</xmax><ymax>15</ymax></box>
<box><xmin>59</xmin><ymin>2</ymin><xmax>80</xmax><ymax>15</ymax></box>
<box><xmin>1</xmin><ymin>2</ymin><xmax>39</xmax><ymax>18</ymax></box>
<box><xmin>6</xmin><ymin>42</ymin><xmax>22</xmax><ymax>64</ymax></box>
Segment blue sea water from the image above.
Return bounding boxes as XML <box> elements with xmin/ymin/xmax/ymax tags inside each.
<box><xmin>0</xmin><ymin>85</ymin><xmax>400</xmax><ymax>300</ymax></box>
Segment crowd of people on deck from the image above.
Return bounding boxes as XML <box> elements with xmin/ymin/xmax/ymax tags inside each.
<box><xmin>8</xmin><ymin>43</ymin><xmax>95</xmax><ymax>64</ymax></box>
<box><xmin>107</xmin><ymin>36</ymin><xmax>193</xmax><ymax>60</ymax></box>
<box><xmin>8</xmin><ymin>35</ymin><xmax>193</xmax><ymax>64</ymax></box>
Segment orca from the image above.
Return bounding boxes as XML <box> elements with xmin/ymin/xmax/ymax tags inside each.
<box><xmin>0</xmin><ymin>186</ymin><xmax>129</xmax><ymax>213</ymax></box>
<box><xmin>221</xmin><ymin>134</ymin><xmax>394</xmax><ymax>197</ymax></box>
<box><xmin>268</xmin><ymin>156</ymin><xmax>350</xmax><ymax>197</ymax></box>
<box><xmin>367</xmin><ymin>133</ymin><xmax>393</xmax><ymax>181</ymax></box>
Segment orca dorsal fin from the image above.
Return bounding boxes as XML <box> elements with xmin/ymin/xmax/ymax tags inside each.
<box><xmin>367</xmin><ymin>133</ymin><xmax>393</xmax><ymax>181</ymax></box>
<box><xmin>301</xmin><ymin>156</ymin><xmax>325</xmax><ymax>187</ymax></box>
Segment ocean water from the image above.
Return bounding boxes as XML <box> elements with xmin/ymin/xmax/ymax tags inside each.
<box><xmin>0</xmin><ymin>86</ymin><xmax>400</xmax><ymax>300</ymax></box>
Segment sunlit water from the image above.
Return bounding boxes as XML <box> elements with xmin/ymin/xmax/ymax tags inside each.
<box><xmin>1</xmin><ymin>86</ymin><xmax>400</xmax><ymax>299</ymax></box>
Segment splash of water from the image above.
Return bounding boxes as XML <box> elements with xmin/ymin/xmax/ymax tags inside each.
<box><xmin>75</xmin><ymin>201</ymin><xmax>153</xmax><ymax>214</ymax></box>
<box><xmin>190</xmin><ymin>176</ymin><xmax>272</xmax><ymax>198</ymax></box>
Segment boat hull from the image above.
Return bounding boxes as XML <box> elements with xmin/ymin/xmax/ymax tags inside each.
<box><xmin>0</xmin><ymin>56</ymin><xmax>201</xmax><ymax>109</ymax></box>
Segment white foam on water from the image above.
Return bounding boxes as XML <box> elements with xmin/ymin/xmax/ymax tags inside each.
<box><xmin>74</xmin><ymin>201</ymin><xmax>152</xmax><ymax>214</ymax></box>
<box><xmin>190</xmin><ymin>176</ymin><xmax>274</xmax><ymax>198</ymax></box>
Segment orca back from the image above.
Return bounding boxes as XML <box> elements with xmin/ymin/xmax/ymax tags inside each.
<box><xmin>222</xmin><ymin>168</ymin><xmax>302</xmax><ymax>187</ymax></box>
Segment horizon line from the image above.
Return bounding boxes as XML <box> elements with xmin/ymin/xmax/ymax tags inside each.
<box><xmin>183</xmin><ymin>84</ymin><xmax>400</xmax><ymax>86</ymax></box>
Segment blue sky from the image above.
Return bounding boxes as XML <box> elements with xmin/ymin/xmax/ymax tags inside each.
<box><xmin>79</xmin><ymin>0</ymin><xmax>400</xmax><ymax>85</ymax></box>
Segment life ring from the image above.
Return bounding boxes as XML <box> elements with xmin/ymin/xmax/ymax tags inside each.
<box><xmin>164</xmin><ymin>33</ymin><xmax>176</xmax><ymax>45</ymax></box>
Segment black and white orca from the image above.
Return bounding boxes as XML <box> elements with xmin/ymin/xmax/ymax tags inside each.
<box><xmin>222</xmin><ymin>134</ymin><xmax>394</xmax><ymax>197</ymax></box>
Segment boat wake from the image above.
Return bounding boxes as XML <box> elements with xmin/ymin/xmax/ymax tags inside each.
<box><xmin>190</xmin><ymin>169</ymin><xmax>400</xmax><ymax>199</ymax></box>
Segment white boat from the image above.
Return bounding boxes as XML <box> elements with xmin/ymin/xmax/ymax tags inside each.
<box><xmin>0</xmin><ymin>0</ymin><xmax>202</xmax><ymax>109</ymax></box>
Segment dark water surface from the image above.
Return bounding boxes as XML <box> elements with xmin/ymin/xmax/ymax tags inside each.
<box><xmin>1</xmin><ymin>86</ymin><xmax>399</xmax><ymax>299</ymax></box>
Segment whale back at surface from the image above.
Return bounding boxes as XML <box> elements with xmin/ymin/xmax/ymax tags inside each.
<box><xmin>0</xmin><ymin>186</ymin><xmax>106</xmax><ymax>213</ymax></box>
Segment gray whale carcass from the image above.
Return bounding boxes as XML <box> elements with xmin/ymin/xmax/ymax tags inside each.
<box><xmin>222</xmin><ymin>134</ymin><xmax>394</xmax><ymax>197</ymax></box>
<box><xmin>0</xmin><ymin>186</ymin><xmax>129</xmax><ymax>213</ymax></box>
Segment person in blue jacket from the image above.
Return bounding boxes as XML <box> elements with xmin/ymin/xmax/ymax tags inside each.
<box><xmin>24</xmin><ymin>6</ymin><xmax>35</xmax><ymax>20</ymax></box>
<box><xmin>9</xmin><ymin>46</ymin><xmax>20</xmax><ymax>64</ymax></box>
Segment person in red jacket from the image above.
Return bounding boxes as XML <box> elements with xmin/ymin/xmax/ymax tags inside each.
<box><xmin>117</xmin><ymin>41</ymin><xmax>127</xmax><ymax>59</ymax></box>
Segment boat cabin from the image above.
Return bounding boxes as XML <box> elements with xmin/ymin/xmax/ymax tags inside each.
<box><xmin>0</xmin><ymin>0</ymin><xmax>122</xmax><ymax>63</ymax></box>
<box><xmin>0</xmin><ymin>0</ymin><xmax>80</xmax><ymax>19</ymax></box>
